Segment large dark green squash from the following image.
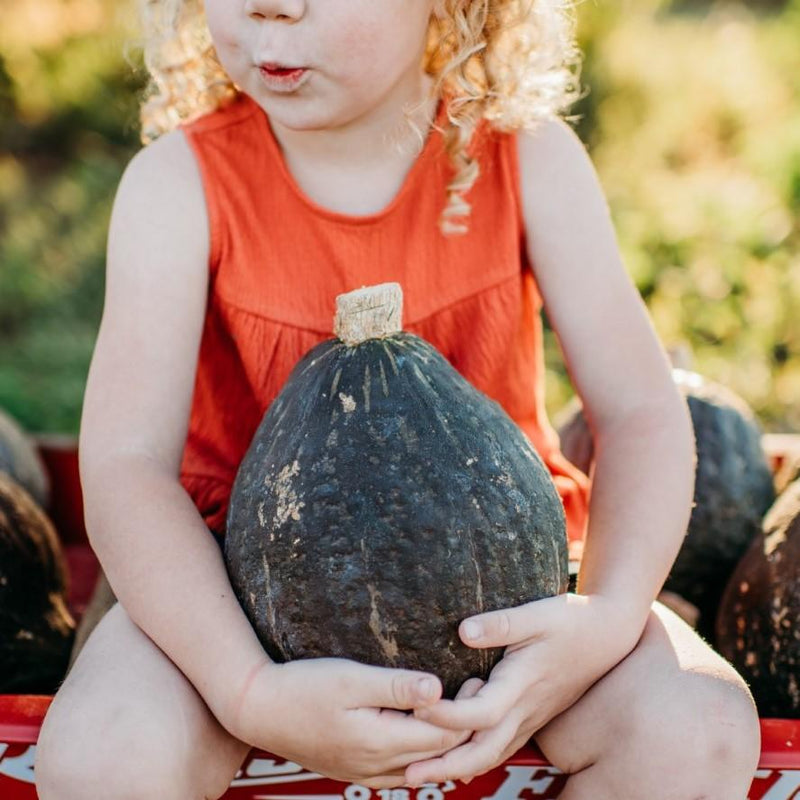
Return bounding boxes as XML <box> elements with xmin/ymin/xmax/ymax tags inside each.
<box><xmin>0</xmin><ymin>471</ymin><xmax>75</xmax><ymax>693</ymax></box>
<box><xmin>555</xmin><ymin>369</ymin><xmax>775</xmax><ymax>639</ymax></box>
<box><xmin>716</xmin><ymin>479</ymin><xmax>800</xmax><ymax>718</ymax></box>
<box><xmin>225</xmin><ymin>283</ymin><xmax>568</xmax><ymax>698</ymax></box>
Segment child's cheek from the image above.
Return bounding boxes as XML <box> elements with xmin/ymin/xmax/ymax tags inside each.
<box><xmin>204</xmin><ymin>6</ymin><xmax>243</xmax><ymax>59</ymax></box>
<box><xmin>334</xmin><ymin>22</ymin><xmax>412</xmax><ymax>94</ymax></box>
<box><xmin>204</xmin><ymin>14</ymin><xmax>250</xmax><ymax>84</ymax></box>
<box><xmin>336</xmin><ymin>21</ymin><xmax>384</xmax><ymax>69</ymax></box>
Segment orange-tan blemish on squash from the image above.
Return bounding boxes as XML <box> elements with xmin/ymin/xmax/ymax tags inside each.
<box><xmin>273</xmin><ymin>460</ymin><xmax>305</xmax><ymax>526</ymax></box>
<box><xmin>366</xmin><ymin>583</ymin><xmax>399</xmax><ymax>661</ymax></box>
<box><xmin>339</xmin><ymin>393</ymin><xmax>356</xmax><ymax>413</ymax></box>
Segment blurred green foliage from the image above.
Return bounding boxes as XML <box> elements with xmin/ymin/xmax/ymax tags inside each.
<box><xmin>0</xmin><ymin>0</ymin><xmax>798</xmax><ymax>436</ymax></box>
<box><xmin>550</xmin><ymin>0</ymin><xmax>800</xmax><ymax>432</ymax></box>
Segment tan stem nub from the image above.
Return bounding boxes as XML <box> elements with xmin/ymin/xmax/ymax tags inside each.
<box><xmin>334</xmin><ymin>283</ymin><xmax>403</xmax><ymax>345</ymax></box>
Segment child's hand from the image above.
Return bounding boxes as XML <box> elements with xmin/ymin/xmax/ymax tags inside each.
<box><xmin>404</xmin><ymin>593</ymin><xmax>645</xmax><ymax>786</ymax></box>
<box><xmin>231</xmin><ymin>656</ymin><xmax>482</xmax><ymax>789</ymax></box>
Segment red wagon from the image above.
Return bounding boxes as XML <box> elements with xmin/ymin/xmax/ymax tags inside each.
<box><xmin>2</xmin><ymin>436</ymin><xmax>799</xmax><ymax>800</ymax></box>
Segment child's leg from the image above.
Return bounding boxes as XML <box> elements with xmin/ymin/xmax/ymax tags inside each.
<box><xmin>533</xmin><ymin>602</ymin><xmax>761</xmax><ymax>800</ymax></box>
<box><xmin>35</xmin><ymin>601</ymin><xmax>251</xmax><ymax>800</ymax></box>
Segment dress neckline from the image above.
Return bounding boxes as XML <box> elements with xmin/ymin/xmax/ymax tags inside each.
<box><xmin>239</xmin><ymin>91</ymin><xmax>448</xmax><ymax>226</ymax></box>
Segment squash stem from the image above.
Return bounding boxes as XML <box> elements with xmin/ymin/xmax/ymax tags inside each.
<box><xmin>334</xmin><ymin>282</ymin><xmax>403</xmax><ymax>345</ymax></box>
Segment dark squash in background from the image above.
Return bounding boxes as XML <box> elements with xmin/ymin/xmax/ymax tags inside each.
<box><xmin>225</xmin><ymin>283</ymin><xmax>568</xmax><ymax>698</ymax></box>
<box><xmin>716</xmin><ymin>479</ymin><xmax>800</xmax><ymax>719</ymax></box>
<box><xmin>0</xmin><ymin>471</ymin><xmax>75</xmax><ymax>693</ymax></box>
<box><xmin>671</xmin><ymin>370</ymin><xmax>776</xmax><ymax>640</ymax></box>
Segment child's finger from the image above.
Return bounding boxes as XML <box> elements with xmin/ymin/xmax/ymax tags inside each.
<box><xmin>459</xmin><ymin>600</ymin><xmax>553</xmax><ymax>649</ymax></box>
<box><xmin>350</xmin><ymin>664</ymin><xmax>443</xmax><ymax>710</ymax></box>
<box><xmin>410</xmin><ymin>676</ymin><xmax>483</xmax><ymax>723</ymax></box>
<box><xmin>412</xmin><ymin>674</ymin><xmax>519</xmax><ymax>731</ymax></box>
<box><xmin>355</xmin><ymin>704</ymin><xmax>473</xmax><ymax>757</ymax></box>
<box><xmin>454</xmin><ymin>676</ymin><xmax>486</xmax><ymax>698</ymax></box>
<box><xmin>381</xmin><ymin>677</ymin><xmax>484</xmax><ymax>770</ymax></box>
<box><xmin>383</xmin><ymin>724</ymin><xmax>474</xmax><ymax>773</ymax></box>
<box><xmin>358</xmin><ymin>772</ymin><xmax>415</xmax><ymax>790</ymax></box>
<box><xmin>404</xmin><ymin>712</ymin><xmax>520</xmax><ymax>786</ymax></box>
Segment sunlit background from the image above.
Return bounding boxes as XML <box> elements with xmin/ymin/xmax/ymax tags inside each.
<box><xmin>1</xmin><ymin>0</ymin><xmax>799</xmax><ymax>435</ymax></box>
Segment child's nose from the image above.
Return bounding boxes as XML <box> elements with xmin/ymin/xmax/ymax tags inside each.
<box><xmin>244</xmin><ymin>0</ymin><xmax>306</xmax><ymax>23</ymax></box>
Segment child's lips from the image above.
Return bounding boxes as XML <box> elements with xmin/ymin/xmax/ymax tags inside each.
<box><xmin>259</xmin><ymin>62</ymin><xmax>306</xmax><ymax>73</ymax></box>
<box><xmin>258</xmin><ymin>64</ymin><xmax>310</xmax><ymax>92</ymax></box>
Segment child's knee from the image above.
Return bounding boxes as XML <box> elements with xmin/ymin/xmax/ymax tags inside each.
<box><xmin>35</xmin><ymin>698</ymin><xmax>204</xmax><ymax>800</ymax></box>
<box><xmin>694</xmin><ymin>673</ymin><xmax>761</xmax><ymax>781</ymax></box>
<box><xmin>624</xmin><ymin>669</ymin><xmax>760</xmax><ymax>789</ymax></box>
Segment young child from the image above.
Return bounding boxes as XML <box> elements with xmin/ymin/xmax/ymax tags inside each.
<box><xmin>35</xmin><ymin>1</ymin><xmax>761</xmax><ymax>798</ymax></box>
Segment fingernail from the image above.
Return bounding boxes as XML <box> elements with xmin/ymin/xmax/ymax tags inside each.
<box><xmin>418</xmin><ymin>677</ymin><xmax>437</xmax><ymax>697</ymax></box>
<box><xmin>462</xmin><ymin>620</ymin><xmax>482</xmax><ymax>641</ymax></box>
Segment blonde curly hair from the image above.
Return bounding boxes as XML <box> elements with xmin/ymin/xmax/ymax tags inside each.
<box><xmin>132</xmin><ymin>0</ymin><xmax>583</xmax><ymax>235</ymax></box>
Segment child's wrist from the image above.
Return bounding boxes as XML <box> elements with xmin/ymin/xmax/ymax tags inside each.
<box><xmin>580</xmin><ymin>592</ymin><xmax>650</xmax><ymax>653</ymax></box>
<box><xmin>225</xmin><ymin>656</ymin><xmax>275</xmax><ymax>741</ymax></box>
<box><xmin>576</xmin><ymin>576</ymin><xmax>656</xmax><ymax>632</ymax></box>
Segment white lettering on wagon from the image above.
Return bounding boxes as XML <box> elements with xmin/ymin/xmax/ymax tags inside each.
<box><xmin>254</xmin><ymin>780</ymin><xmax>457</xmax><ymax>800</ymax></box>
<box><xmin>232</xmin><ymin>757</ymin><xmax>324</xmax><ymax>787</ymax></box>
<box><xmin>0</xmin><ymin>743</ymin><xmax>36</xmax><ymax>784</ymax></box>
<box><xmin>752</xmin><ymin>769</ymin><xmax>800</xmax><ymax>800</ymax></box>
<box><xmin>254</xmin><ymin>795</ymin><xmax>344</xmax><ymax>799</ymax></box>
<box><xmin>483</xmin><ymin>766</ymin><xmax>561</xmax><ymax>799</ymax></box>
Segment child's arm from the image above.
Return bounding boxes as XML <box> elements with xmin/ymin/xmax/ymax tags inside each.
<box><xmin>516</xmin><ymin>117</ymin><xmax>697</xmax><ymax>617</ymax></box>
<box><xmin>79</xmin><ymin>129</ymin><xmax>272</xmax><ymax>731</ymax></box>
<box><xmin>404</xmin><ymin>117</ymin><xmax>696</xmax><ymax>785</ymax></box>
<box><xmin>82</xmin><ymin>130</ymin><xmax>474</xmax><ymax>786</ymax></box>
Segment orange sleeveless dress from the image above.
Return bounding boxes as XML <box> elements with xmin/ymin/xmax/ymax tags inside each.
<box><xmin>177</xmin><ymin>91</ymin><xmax>590</xmax><ymax>545</ymax></box>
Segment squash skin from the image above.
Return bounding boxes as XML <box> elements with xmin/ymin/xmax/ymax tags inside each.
<box><xmin>716</xmin><ymin>479</ymin><xmax>800</xmax><ymax>718</ymax></box>
<box><xmin>226</xmin><ymin>333</ymin><xmax>568</xmax><ymax>698</ymax></box>
<box><xmin>670</xmin><ymin>371</ymin><xmax>775</xmax><ymax>640</ymax></box>
<box><xmin>0</xmin><ymin>471</ymin><xmax>75</xmax><ymax>693</ymax></box>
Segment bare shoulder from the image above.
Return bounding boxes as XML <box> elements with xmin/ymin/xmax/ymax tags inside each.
<box><xmin>120</xmin><ymin>128</ymin><xmax>208</xmax><ymax>233</ymax></box>
<box><xmin>79</xmin><ymin>128</ymin><xmax>211</xmax><ymax>480</ymax></box>
<box><xmin>514</xmin><ymin>116</ymin><xmax>609</xmax><ymax>242</ymax></box>
<box><xmin>512</xmin><ymin>115</ymin><xmax>623</xmax><ymax>304</ymax></box>
<box><xmin>112</xmin><ymin>128</ymin><xmax>209</xmax><ymax>279</ymax></box>
<box><xmin>515</xmin><ymin>116</ymin><xmax>591</xmax><ymax>183</ymax></box>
